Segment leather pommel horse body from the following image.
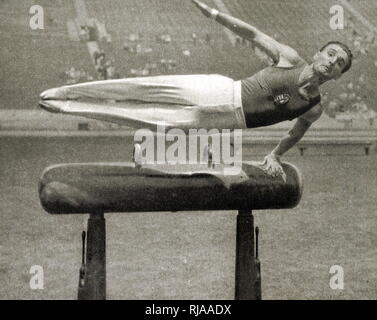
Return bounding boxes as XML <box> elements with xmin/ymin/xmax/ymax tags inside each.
<box><xmin>39</xmin><ymin>161</ymin><xmax>303</xmax><ymax>300</ymax></box>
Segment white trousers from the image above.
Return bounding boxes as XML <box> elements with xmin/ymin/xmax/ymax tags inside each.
<box><xmin>40</xmin><ymin>74</ymin><xmax>247</xmax><ymax>130</ymax></box>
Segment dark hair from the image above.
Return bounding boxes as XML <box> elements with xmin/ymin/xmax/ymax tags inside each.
<box><xmin>319</xmin><ymin>41</ymin><xmax>353</xmax><ymax>73</ymax></box>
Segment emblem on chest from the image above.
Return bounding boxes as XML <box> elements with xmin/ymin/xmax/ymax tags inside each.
<box><xmin>273</xmin><ymin>93</ymin><xmax>291</xmax><ymax>106</ymax></box>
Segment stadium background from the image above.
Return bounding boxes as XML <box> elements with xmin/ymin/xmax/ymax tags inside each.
<box><xmin>1</xmin><ymin>0</ymin><xmax>377</xmax><ymax>300</ymax></box>
<box><xmin>1</xmin><ymin>0</ymin><xmax>377</xmax><ymax>129</ymax></box>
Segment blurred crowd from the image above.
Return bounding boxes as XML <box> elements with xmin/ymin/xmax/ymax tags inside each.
<box><xmin>120</xmin><ymin>31</ymin><xmax>213</xmax><ymax>76</ymax></box>
<box><xmin>323</xmin><ymin>15</ymin><xmax>377</xmax><ymax>124</ymax></box>
<box><xmin>347</xmin><ymin>16</ymin><xmax>375</xmax><ymax>59</ymax></box>
<box><xmin>324</xmin><ymin>77</ymin><xmax>377</xmax><ymax>124</ymax></box>
<box><xmin>60</xmin><ymin>67</ymin><xmax>93</xmax><ymax>84</ymax></box>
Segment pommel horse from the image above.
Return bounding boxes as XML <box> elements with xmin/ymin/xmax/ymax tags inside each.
<box><xmin>38</xmin><ymin>161</ymin><xmax>303</xmax><ymax>300</ymax></box>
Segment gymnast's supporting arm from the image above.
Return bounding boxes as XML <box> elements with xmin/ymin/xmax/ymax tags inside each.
<box><xmin>264</xmin><ymin>105</ymin><xmax>323</xmax><ymax>177</ymax></box>
<box><xmin>191</xmin><ymin>0</ymin><xmax>301</xmax><ymax>66</ymax></box>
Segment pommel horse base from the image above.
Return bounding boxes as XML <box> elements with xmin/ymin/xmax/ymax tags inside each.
<box><xmin>38</xmin><ymin>161</ymin><xmax>303</xmax><ymax>300</ymax></box>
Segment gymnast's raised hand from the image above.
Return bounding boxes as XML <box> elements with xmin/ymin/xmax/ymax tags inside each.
<box><xmin>191</xmin><ymin>0</ymin><xmax>212</xmax><ymax>18</ymax></box>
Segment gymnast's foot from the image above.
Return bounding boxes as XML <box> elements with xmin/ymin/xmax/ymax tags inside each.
<box><xmin>40</xmin><ymin>87</ymin><xmax>76</xmax><ymax>100</ymax></box>
<box><xmin>38</xmin><ymin>100</ymin><xmax>62</xmax><ymax>113</ymax></box>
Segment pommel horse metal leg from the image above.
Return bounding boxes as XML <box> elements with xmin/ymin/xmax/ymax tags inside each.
<box><xmin>77</xmin><ymin>213</ymin><xmax>106</xmax><ymax>300</ymax></box>
<box><xmin>76</xmin><ymin>211</ymin><xmax>260</xmax><ymax>300</ymax></box>
<box><xmin>235</xmin><ymin>210</ymin><xmax>261</xmax><ymax>300</ymax></box>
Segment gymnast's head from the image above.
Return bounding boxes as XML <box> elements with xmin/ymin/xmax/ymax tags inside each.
<box><xmin>313</xmin><ymin>41</ymin><xmax>353</xmax><ymax>81</ymax></box>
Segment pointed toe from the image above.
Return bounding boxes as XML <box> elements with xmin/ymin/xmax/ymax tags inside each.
<box><xmin>40</xmin><ymin>87</ymin><xmax>67</xmax><ymax>100</ymax></box>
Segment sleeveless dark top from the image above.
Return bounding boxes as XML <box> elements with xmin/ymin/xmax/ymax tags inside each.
<box><xmin>241</xmin><ymin>62</ymin><xmax>321</xmax><ymax>128</ymax></box>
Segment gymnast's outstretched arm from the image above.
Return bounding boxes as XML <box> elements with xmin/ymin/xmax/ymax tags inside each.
<box><xmin>192</xmin><ymin>0</ymin><xmax>302</xmax><ymax>66</ymax></box>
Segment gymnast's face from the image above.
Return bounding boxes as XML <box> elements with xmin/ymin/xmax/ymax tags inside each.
<box><xmin>313</xmin><ymin>44</ymin><xmax>349</xmax><ymax>81</ymax></box>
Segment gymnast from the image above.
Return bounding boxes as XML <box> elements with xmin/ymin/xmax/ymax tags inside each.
<box><xmin>39</xmin><ymin>0</ymin><xmax>353</xmax><ymax>178</ymax></box>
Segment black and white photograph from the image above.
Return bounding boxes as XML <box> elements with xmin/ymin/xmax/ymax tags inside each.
<box><xmin>0</xmin><ymin>0</ymin><xmax>376</xmax><ymax>302</ymax></box>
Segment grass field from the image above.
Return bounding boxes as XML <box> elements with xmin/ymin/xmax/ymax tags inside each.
<box><xmin>0</xmin><ymin>136</ymin><xmax>376</xmax><ymax>299</ymax></box>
